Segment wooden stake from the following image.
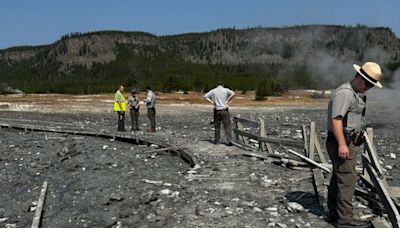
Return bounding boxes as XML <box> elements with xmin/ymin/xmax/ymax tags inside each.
<box><xmin>31</xmin><ymin>181</ymin><xmax>48</xmax><ymax>228</ymax></box>
<box><xmin>301</xmin><ymin>125</ymin><xmax>309</xmax><ymax>157</ymax></box>
<box><xmin>309</xmin><ymin>122</ymin><xmax>315</xmax><ymax>160</ymax></box>
<box><xmin>313</xmin><ymin>132</ymin><xmax>327</xmax><ymax>163</ymax></box>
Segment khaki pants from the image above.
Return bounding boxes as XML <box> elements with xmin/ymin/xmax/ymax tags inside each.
<box><xmin>147</xmin><ymin>108</ymin><xmax>156</xmax><ymax>129</ymax></box>
<box><xmin>130</xmin><ymin>110</ymin><xmax>139</xmax><ymax>130</ymax></box>
<box><xmin>326</xmin><ymin>139</ymin><xmax>357</xmax><ymax>224</ymax></box>
<box><xmin>214</xmin><ymin>109</ymin><xmax>232</xmax><ymax>143</ymax></box>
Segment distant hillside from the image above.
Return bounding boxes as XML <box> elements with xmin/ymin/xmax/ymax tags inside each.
<box><xmin>1</xmin><ymin>25</ymin><xmax>399</xmax><ymax>94</ymax></box>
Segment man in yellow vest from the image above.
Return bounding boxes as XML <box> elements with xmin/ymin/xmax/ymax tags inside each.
<box><xmin>114</xmin><ymin>85</ymin><xmax>127</xmax><ymax>131</ymax></box>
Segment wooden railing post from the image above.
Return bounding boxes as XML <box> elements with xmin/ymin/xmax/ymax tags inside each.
<box><xmin>259</xmin><ymin>118</ymin><xmax>266</xmax><ymax>152</ymax></box>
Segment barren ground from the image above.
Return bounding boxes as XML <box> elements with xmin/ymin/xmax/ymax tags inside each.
<box><xmin>0</xmin><ymin>91</ymin><xmax>399</xmax><ymax>228</ymax></box>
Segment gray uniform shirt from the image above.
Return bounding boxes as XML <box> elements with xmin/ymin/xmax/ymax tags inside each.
<box><xmin>146</xmin><ymin>90</ymin><xmax>156</xmax><ymax>108</ymax></box>
<box><xmin>127</xmin><ymin>96</ymin><xmax>139</xmax><ymax>111</ymax></box>
<box><xmin>327</xmin><ymin>82</ymin><xmax>365</xmax><ymax>132</ymax></box>
<box><xmin>204</xmin><ymin>85</ymin><xmax>235</xmax><ymax>110</ymax></box>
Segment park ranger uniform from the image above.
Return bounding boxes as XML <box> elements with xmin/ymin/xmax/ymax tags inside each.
<box><xmin>127</xmin><ymin>93</ymin><xmax>140</xmax><ymax>130</ymax></box>
<box><xmin>326</xmin><ymin>82</ymin><xmax>366</xmax><ymax>224</ymax></box>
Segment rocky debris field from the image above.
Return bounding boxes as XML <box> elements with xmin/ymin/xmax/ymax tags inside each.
<box><xmin>0</xmin><ymin>99</ymin><xmax>399</xmax><ymax>227</ymax></box>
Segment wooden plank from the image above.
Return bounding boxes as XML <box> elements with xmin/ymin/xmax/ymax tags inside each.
<box><xmin>363</xmin><ymin>155</ymin><xmax>400</xmax><ymax>228</ymax></box>
<box><xmin>234</xmin><ymin>114</ymin><xmax>241</xmax><ymax>142</ymax></box>
<box><xmin>233</xmin><ymin>116</ymin><xmax>259</xmax><ymax>128</ymax></box>
<box><xmin>286</xmin><ymin>149</ymin><xmax>331</xmax><ymax>173</ymax></box>
<box><xmin>309</xmin><ymin>122</ymin><xmax>315</xmax><ymax>160</ymax></box>
<box><xmin>312</xmin><ymin>169</ymin><xmax>327</xmax><ymax>208</ymax></box>
<box><xmin>236</xmin><ymin>151</ymin><xmax>309</xmax><ymax>167</ymax></box>
<box><xmin>388</xmin><ymin>187</ymin><xmax>400</xmax><ymax>198</ymax></box>
<box><xmin>364</xmin><ymin>131</ymin><xmax>385</xmax><ymax>178</ymax></box>
<box><xmin>234</xmin><ymin>129</ymin><xmax>304</xmax><ymax>148</ymax></box>
<box><xmin>31</xmin><ymin>181</ymin><xmax>48</xmax><ymax>228</ymax></box>
<box><xmin>313</xmin><ymin>132</ymin><xmax>327</xmax><ymax>163</ymax></box>
<box><xmin>258</xmin><ymin>118</ymin><xmax>266</xmax><ymax>152</ymax></box>
<box><xmin>301</xmin><ymin>125</ymin><xmax>309</xmax><ymax>157</ymax></box>
<box><xmin>362</xmin><ymin>128</ymin><xmax>373</xmax><ymax>187</ymax></box>
<box><xmin>265</xmin><ymin>143</ymin><xmax>273</xmax><ymax>154</ymax></box>
<box><xmin>144</xmin><ymin>147</ymin><xmax>177</xmax><ymax>153</ymax></box>
<box><xmin>371</xmin><ymin>217</ymin><xmax>391</xmax><ymax>228</ymax></box>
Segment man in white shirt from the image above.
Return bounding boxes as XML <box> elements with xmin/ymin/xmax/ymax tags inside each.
<box><xmin>145</xmin><ymin>86</ymin><xmax>156</xmax><ymax>132</ymax></box>
<box><xmin>204</xmin><ymin>81</ymin><xmax>235</xmax><ymax>146</ymax></box>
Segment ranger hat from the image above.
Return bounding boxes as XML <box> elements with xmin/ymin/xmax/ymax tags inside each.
<box><xmin>353</xmin><ymin>62</ymin><xmax>383</xmax><ymax>88</ymax></box>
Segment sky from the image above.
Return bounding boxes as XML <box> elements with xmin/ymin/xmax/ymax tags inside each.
<box><xmin>1</xmin><ymin>0</ymin><xmax>400</xmax><ymax>49</ymax></box>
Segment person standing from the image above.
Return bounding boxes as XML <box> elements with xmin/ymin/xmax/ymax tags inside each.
<box><xmin>127</xmin><ymin>89</ymin><xmax>140</xmax><ymax>131</ymax></box>
<box><xmin>144</xmin><ymin>86</ymin><xmax>156</xmax><ymax>132</ymax></box>
<box><xmin>204</xmin><ymin>81</ymin><xmax>235</xmax><ymax>146</ymax></box>
<box><xmin>326</xmin><ymin>62</ymin><xmax>383</xmax><ymax>227</ymax></box>
<box><xmin>114</xmin><ymin>85</ymin><xmax>126</xmax><ymax>131</ymax></box>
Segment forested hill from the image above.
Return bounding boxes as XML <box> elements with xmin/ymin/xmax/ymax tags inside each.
<box><xmin>1</xmin><ymin>25</ymin><xmax>400</xmax><ymax>94</ymax></box>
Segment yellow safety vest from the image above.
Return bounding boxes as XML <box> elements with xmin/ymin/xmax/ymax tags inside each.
<box><xmin>114</xmin><ymin>90</ymin><xmax>126</xmax><ymax>111</ymax></box>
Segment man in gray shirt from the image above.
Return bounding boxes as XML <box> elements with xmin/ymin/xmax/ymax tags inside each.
<box><xmin>204</xmin><ymin>81</ymin><xmax>236</xmax><ymax>146</ymax></box>
<box><xmin>145</xmin><ymin>86</ymin><xmax>156</xmax><ymax>133</ymax></box>
<box><xmin>127</xmin><ymin>89</ymin><xmax>140</xmax><ymax>131</ymax></box>
<box><xmin>326</xmin><ymin>62</ymin><xmax>383</xmax><ymax>227</ymax></box>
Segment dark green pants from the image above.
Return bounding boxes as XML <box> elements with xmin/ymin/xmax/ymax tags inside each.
<box><xmin>214</xmin><ymin>109</ymin><xmax>232</xmax><ymax>143</ymax></box>
<box><xmin>326</xmin><ymin>139</ymin><xmax>357</xmax><ymax>224</ymax></box>
<box><xmin>117</xmin><ymin>111</ymin><xmax>125</xmax><ymax>131</ymax></box>
<box><xmin>147</xmin><ymin>108</ymin><xmax>156</xmax><ymax>129</ymax></box>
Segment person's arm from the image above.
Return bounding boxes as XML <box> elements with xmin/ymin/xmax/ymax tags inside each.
<box><xmin>204</xmin><ymin>91</ymin><xmax>214</xmax><ymax>105</ymax></box>
<box><xmin>331</xmin><ymin>117</ymin><xmax>349</xmax><ymax>159</ymax></box>
<box><xmin>205</xmin><ymin>97</ymin><xmax>214</xmax><ymax>105</ymax></box>
<box><xmin>227</xmin><ymin>91</ymin><xmax>236</xmax><ymax>104</ymax></box>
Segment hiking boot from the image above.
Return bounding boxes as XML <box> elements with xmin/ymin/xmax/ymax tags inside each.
<box><xmin>147</xmin><ymin>128</ymin><xmax>156</xmax><ymax>133</ymax></box>
<box><xmin>326</xmin><ymin>213</ymin><xmax>338</xmax><ymax>224</ymax></box>
<box><xmin>227</xmin><ymin>142</ymin><xmax>234</xmax><ymax>146</ymax></box>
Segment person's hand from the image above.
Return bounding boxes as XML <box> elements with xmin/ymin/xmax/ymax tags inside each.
<box><xmin>338</xmin><ymin>144</ymin><xmax>349</xmax><ymax>159</ymax></box>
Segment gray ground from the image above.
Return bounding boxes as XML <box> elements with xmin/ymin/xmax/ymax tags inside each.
<box><xmin>0</xmin><ymin>98</ymin><xmax>399</xmax><ymax>227</ymax></box>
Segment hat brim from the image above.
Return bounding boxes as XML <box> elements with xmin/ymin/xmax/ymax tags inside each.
<box><xmin>353</xmin><ymin>64</ymin><xmax>382</xmax><ymax>88</ymax></box>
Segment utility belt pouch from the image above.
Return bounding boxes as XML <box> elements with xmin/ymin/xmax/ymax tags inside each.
<box><xmin>352</xmin><ymin>131</ymin><xmax>364</xmax><ymax>146</ymax></box>
<box><xmin>343</xmin><ymin>128</ymin><xmax>353</xmax><ymax>146</ymax></box>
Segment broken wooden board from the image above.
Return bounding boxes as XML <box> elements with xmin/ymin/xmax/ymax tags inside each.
<box><xmin>286</xmin><ymin>149</ymin><xmax>331</xmax><ymax>173</ymax></box>
<box><xmin>301</xmin><ymin>124</ymin><xmax>309</xmax><ymax>157</ymax></box>
<box><xmin>233</xmin><ymin>128</ymin><xmax>304</xmax><ymax>148</ymax></box>
<box><xmin>312</xmin><ymin>168</ymin><xmax>327</xmax><ymax>209</ymax></box>
<box><xmin>31</xmin><ymin>181</ymin><xmax>48</xmax><ymax>228</ymax></box>
<box><xmin>309</xmin><ymin>122</ymin><xmax>315</xmax><ymax>160</ymax></box>
<box><xmin>144</xmin><ymin>147</ymin><xmax>178</xmax><ymax>153</ymax></box>
<box><xmin>364</xmin><ymin>131</ymin><xmax>385</xmax><ymax>180</ymax></box>
<box><xmin>363</xmin><ymin>155</ymin><xmax>400</xmax><ymax>228</ymax></box>
<box><xmin>312</xmin><ymin>127</ymin><xmax>327</xmax><ymax>163</ymax></box>
<box><xmin>233</xmin><ymin>116</ymin><xmax>259</xmax><ymax>128</ymax></box>
<box><xmin>371</xmin><ymin>216</ymin><xmax>391</xmax><ymax>228</ymax></box>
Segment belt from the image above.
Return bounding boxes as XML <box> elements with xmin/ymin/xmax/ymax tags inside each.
<box><xmin>215</xmin><ymin>108</ymin><xmax>229</xmax><ymax>111</ymax></box>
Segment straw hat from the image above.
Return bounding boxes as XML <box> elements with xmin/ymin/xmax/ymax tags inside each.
<box><xmin>353</xmin><ymin>62</ymin><xmax>383</xmax><ymax>88</ymax></box>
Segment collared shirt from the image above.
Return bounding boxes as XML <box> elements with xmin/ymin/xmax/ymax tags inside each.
<box><xmin>146</xmin><ymin>90</ymin><xmax>156</xmax><ymax>108</ymax></box>
<box><xmin>127</xmin><ymin>95</ymin><xmax>139</xmax><ymax>111</ymax></box>
<box><xmin>204</xmin><ymin>85</ymin><xmax>235</xmax><ymax>110</ymax></box>
<box><xmin>327</xmin><ymin>82</ymin><xmax>365</xmax><ymax>131</ymax></box>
